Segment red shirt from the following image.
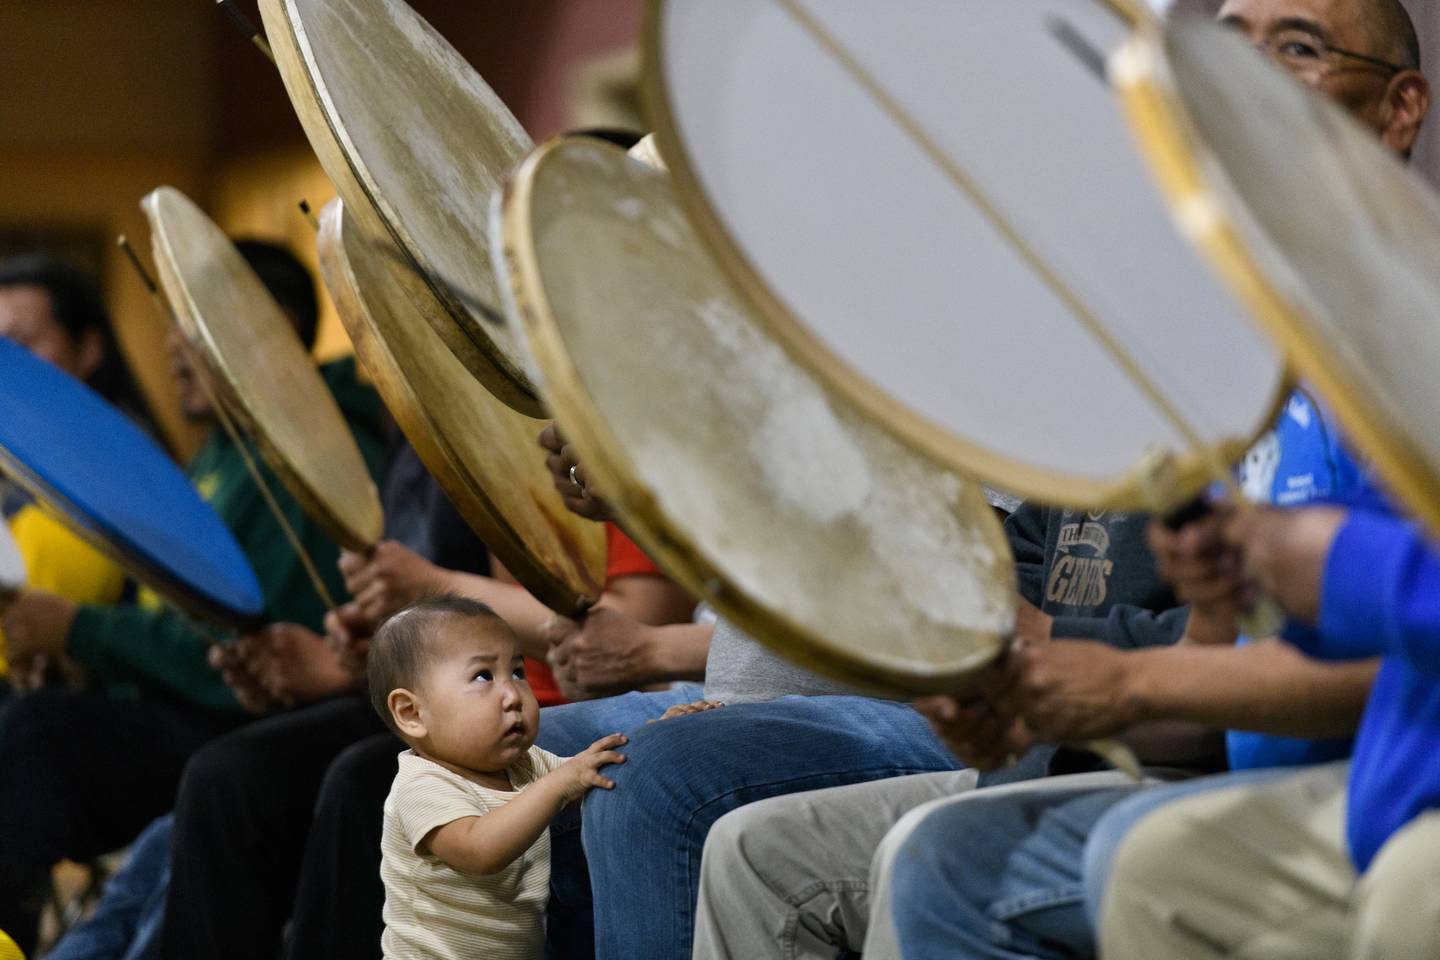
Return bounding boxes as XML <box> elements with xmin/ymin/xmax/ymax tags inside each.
<box><xmin>527</xmin><ymin>524</ymin><xmax>664</xmax><ymax>707</ymax></box>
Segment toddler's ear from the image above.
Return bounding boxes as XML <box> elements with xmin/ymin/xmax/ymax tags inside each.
<box><xmin>389</xmin><ymin>688</ymin><xmax>427</xmax><ymax>739</ymax></box>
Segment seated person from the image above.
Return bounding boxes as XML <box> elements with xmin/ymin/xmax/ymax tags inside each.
<box><xmin>0</xmin><ymin>254</ymin><xmax>157</xmax><ymax>692</ymax></box>
<box><xmin>696</xmin><ymin>3</ymin><xmax>1430</xmax><ymax>956</ymax></box>
<box><xmin>529</xmin><ymin>428</ymin><xmax>1189</xmax><ymax>960</ymax></box>
<box><xmin>153</xmin><ymin>508</ymin><xmax>700</xmax><ymax>956</ymax></box>
<box><xmin>0</xmin><ymin>240</ymin><xmax>383</xmax><ymax>956</ymax></box>
<box><xmin>369</xmin><ymin>595</ymin><xmax>625</xmax><ymax>960</ymax></box>
<box><xmin>1098</xmin><ymin>492</ymin><xmax>1440</xmax><ymax>959</ymax></box>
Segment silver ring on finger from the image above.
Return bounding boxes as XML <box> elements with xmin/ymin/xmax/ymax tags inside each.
<box><xmin>569</xmin><ymin>465</ymin><xmax>584</xmax><ymax>491</ymax></box>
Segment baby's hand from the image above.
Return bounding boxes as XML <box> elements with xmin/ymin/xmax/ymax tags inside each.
<box><xmin>552</xmin><ymin>734</ymin><xmax>628</xmax><ymax>803</ymax></box>
<box><xmin>653</xmin><ymin>700</ymin><xmax>725</xmax><ymax>722</ymax></box>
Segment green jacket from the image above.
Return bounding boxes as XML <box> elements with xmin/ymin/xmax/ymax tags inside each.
<box><xmin>65</xmin><ymin>357</ymin><xmax>383</xmax><ymax>713</ymax></box>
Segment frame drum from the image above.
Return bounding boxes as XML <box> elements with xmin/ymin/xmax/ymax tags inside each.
<box><xmin>258</xmin><ymin>0</ymin><xmax>543</xmax><ymax>417</ymax></box>
<box><xmin>646</xmin><ymin>0</ymin><xmax>1287</xmax><ymax>509</ymax></box>
<box><xmin>0</xmin><ymin>338</ymin><xmax>264</xmax><ymax>627</ymax></box>
<box><xmin>144</xmin><ymin>186</ymin><xmax>384</xmax><ymax>553</ymax></box>
<box><xmin>1115</xmin><ymin>18</ymin><xmax>1440</xmax><ymax>540</ymax></box>
<box><xmin>317</xmin><ymin>201</ymin><xmax>606</xmax><ymax>615</ymax></box>
<box><xmin>500</xmin><ymin>138</ymin><xmax>1015</xmax><ymax>694</ymax></box>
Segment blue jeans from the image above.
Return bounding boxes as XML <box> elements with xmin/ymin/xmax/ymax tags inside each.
<box><xmin>1081</xmin><ymin>766</ymin><xmax>1297</xmax><ymax>930</ymax></box>
<box><xmin>537</xmin><ymin>685</ymin><xmax>703</xmax><ymax>960</ymax></box>
<box><xmin>556</xmin><ymin>693</ymin><xmax>958</xmax><ymax>959</ymax></box>
<box><xmin>889</xmin><ymin>772</ymin><xmax>1150</xmax><ymax>959</ymax></box>
<box><xmin>48</xmin><ymin>815</ymin><xmax>171</xmax><ymax>960</ymax></box>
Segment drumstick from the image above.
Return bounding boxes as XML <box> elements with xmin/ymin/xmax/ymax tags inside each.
<box><xmin>298</xmin><ymin>199</ymin><xmax>322</xmax><ymax>232</ymax></box>
<box><xmin>118</xmin><ymin>235</ymin><xmax>341</xmax><ymax>613</ymax></box>
<box><xmin>296</xmin><ymin>200</ymin><xmax>380</xmax><ymax>571</ymax></box>
<box><xmin>215</xmin><ymin>0</ymin><xmax>276</xmax><ymax>66</ymax></box>
<box><xmin>774</xmin><ymin>0</ymin><xmax>1283</xmax><ymax>638</ymax></box>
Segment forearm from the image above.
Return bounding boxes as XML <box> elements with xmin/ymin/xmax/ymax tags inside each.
<box><xmin>644</xmin><ymin>622</ymin><xmax>711</xmax><ymax>683</ymax></box>
<box><xmin>428</xmin><ymin>779</ymin><xmax>566</xmax><ymax>876</ymax></box>
<box><xmin>1127</xmin><ymin>639</ymin><xmax>1376</xmax><ymax>738</ymax></box>
<box><xmin>67</xmin><ymin>604</ymin><xmax>239</xmax><ymax>712</ymax></box>
<box><xmin>437</xmin><ymin>571</ymin><xmax>554</xmax><ymax>660</ymax></box>
<box><xmin>601</xmin><ymin>576</ymin><xmax>697</xmax><ymax>627</ymax></box>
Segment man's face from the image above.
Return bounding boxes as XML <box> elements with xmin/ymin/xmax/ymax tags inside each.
<box><xmin>408</xmin><ymin>618</ymin><xmax>540</xmax><ymax>776</ymax></box>
<box><xmin>166</xmin><ymin>327</ymin><xmax>213</xmax><ymax>421</ymax></box>
<box><xmin>1217</xmin><ymin>0</ymin><xmax>1417</xmax><ymax>147</ymax></box>
<box><xmin>0</xmin><ymin>286</ymin><xmax>96</xmax><ymax>378</ymax></box>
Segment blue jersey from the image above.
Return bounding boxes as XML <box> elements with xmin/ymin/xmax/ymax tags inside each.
<box><xmin>1227</xmin><ymin>390</ymin><xmax>1364</xmax><ymax>771</ymax></box>
<box><xmin>1301</xmin><ymin>498</ymin><xmax>1440</xmax><ymax>871</ymax></box>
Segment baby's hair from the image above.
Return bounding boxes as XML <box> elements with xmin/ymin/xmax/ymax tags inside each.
<box><xmin>367</xmin><ymin>594</ymin><xmax>507</xmax><ymax>735</ymax></box>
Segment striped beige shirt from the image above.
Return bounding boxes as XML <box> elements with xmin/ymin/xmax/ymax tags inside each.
<box><xmin>380</xmin><ymin>747</ymin><xmax>567</xmax><ymax>960</ymax></box>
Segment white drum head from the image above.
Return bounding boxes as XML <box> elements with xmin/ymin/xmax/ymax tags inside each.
<box><xmin>501</xmin><ymin>138</ymin><xmax>1016</xmax><ymax>694</ymax></box>
<box><xmin>1114</xmin><ymin>18</ymin><xmax>1440</xmax><ymax>539</ymax></box>
<box><xmin>144</xmin><ymin>186</ymin><xmax>384</xmax><ymax>553</ymax></box>
<box><xmin>259</xmin><ymin>0</ymin><xmax>544</xmax><ymax>416</ymax></box>
<box><xmin>647</xmin><ymin>0</ymin><xmax>1286</xmax><ymax>507</ymax></box>
<box><xmin>0</xmin><ymin>515</ymin><xmax>24</xmax><ymax>596</ymax></box>
<box><xmin>318</xmin><ymin>201</ymin><xmax>606</xmax><ymax>614</ymax></box>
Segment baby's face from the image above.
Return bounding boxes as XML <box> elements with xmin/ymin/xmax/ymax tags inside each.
<box><xmin>415</xmin><ymin>618</ymin><xmax>540</xmax><ymax>775</ymax></box>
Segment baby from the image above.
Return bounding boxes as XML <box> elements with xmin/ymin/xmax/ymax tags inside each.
<box><xmin>368</xmin><ymin>595</ymin><xmax>626</xmax><ymax>960</ymax></box>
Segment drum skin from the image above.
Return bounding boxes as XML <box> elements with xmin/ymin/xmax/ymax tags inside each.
<box><xmin>1116</xmin><ymin>18</ymin><xmax>1440</xmax><ymax>541</ymax></box>
<box><xmin>645</xmin><ymin>0</ymin><xmax>1287</xmax><ymax>510</ymax></box>
<box><xmin>0</xmin><ymin>338</ymin><xmax>264</xmax><ymax>627</ymax></box>
<box><xmin>500</xmin><ymin>138</ymin><xmax>1015</xmax><ymax>695</ymax></box>
<box><xmin>258</xmin><ymin>0</ymin><xmax>544</xmax><ymax>416</ymax></box>
<box><xmin>144</xmin><ymin>186</ymin><xmax>383</xmax><ymax>553</ymax></box>
<box><xmin>317</xmin><ymin>200</ymin><xmax>606</xmax><ymax>615</ymax></box>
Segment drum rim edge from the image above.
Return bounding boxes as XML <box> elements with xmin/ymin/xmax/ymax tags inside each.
<box><xmin>319</xmin><ymin>201</ymin><xmax>605</xmax><ymax>615</ymax></box>
<box><xmin>502</xmin><ymin>136</ymin><xmax>1013</xmax><ymax>695</ymax></box>
<box><xmin>143</xmin><ymin>187</ymin><xmax>385</xmax><ymax>554</ymax></box>
<box><xmin>258</xmin><ymin>0</ymin><xmax>547</xmax><ymax>418</ymax></box>
<box><xmin>0</xmin><ymin>443</ymin><xmax>264</xmax><ymax>629</ymax></box>
<box><xmin>1114</xmin><ymin>21</ymin><xmax>1440</xmax><ymax>542</ymax></box>
<box><xmin>639</xmin><ymin>0</ymin><xmax>1286</xmax><ymax>512</ymax></box>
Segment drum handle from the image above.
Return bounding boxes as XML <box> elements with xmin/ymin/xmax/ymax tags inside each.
<box><xmin>215</xmin><ymin>0</ymin><xmax>276</xmax><ymax>65</ymax></box>
<box><xmin>119</xmin><ymin>236</ymin><xmax>341</xmax><ymax>615</ymax></box>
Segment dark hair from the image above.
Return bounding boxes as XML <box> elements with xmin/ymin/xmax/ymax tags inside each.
<box><xmin>0</xmin><ymin>253</ymin><xmax>154</xmax><ymax>424</ymax></box>
<box><xmin>234</xmin><ymin>240</ymin><xmax>320</xmax><ymax>350</ymax></box>
<box><xmin>367</xmin><ymin>595</ymin><xmax>506</xmax><ymax>735</ymax></box>
<box><xmin>1372</xmin><ymin>0</ymin><xmax>1422</xmax><ymax>72</ymax></box>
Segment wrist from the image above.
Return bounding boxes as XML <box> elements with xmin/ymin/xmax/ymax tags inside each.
<box><xmin>640</xmin><ymin>625</ymin><xmax>676</xmax><ymax>684</ymax></box>
<box><xmin>539</xmin><ymin>766</ymin><xmax>583</xmax><ymax>808</ymax></box>
<box><xmin>1118</xmin><ymin>648</ymin><xmax>1164</xmax><ymax>726</ymax></box>
<box><xmin>1186</xmin><ymin>603</ymin><xmax>1240</xmax><ymax>645</ymax></box>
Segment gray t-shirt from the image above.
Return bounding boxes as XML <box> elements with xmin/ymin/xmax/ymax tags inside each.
<box><xmin>701</xmin><ymin>617</ymin><xmax>881</xmax><ymax>704</ymax></box>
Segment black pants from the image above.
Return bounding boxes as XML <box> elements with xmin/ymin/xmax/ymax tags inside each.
<box><xmin>159</xmin><ymin>695</ymin><xmax>390</xmax><ymax>960</ymax></box>
<box><xmin>0</xmin><ymin>688</ymin><xmax>242</xmax><ymax>954</ymax></box>
<box><xmin>286</xmin><ymin>731</ymin><xmax>400</xmax><ymax>960</ymax></box>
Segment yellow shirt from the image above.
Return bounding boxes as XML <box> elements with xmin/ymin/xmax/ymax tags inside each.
<box><xmin>0</xmin><ymin>505</ymin><xmax>127</xmax><ymax>675</ymax></box>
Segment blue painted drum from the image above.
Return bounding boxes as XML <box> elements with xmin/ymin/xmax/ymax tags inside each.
<box><xmin>0</xmin><ymin>337</ymin><xmax>264</xmax><ymax>625</ymax></box>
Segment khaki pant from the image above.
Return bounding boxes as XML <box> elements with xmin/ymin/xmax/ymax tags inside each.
<box><xmin>691</xmin><ymin>767</ymin><xmax>1144</xmax><ymax>960</ymax></box>
<box><xmin>691</xmin><ymin>769</ymin><xmax>979</xmax><ymax>960</ymax></box>
<box><xmin>1101</xmin><ymin>761</ymin><xmax>1440</xmax><ymax>960</ymax></box>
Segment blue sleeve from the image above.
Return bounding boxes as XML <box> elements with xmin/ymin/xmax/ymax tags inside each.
<box><xmin>1317</xmin><ymin>511</ymin><xmax>1440</xmax><ymax>673</ymax></box>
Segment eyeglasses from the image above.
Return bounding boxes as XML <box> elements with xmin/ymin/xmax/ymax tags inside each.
<box><xmin>1258</xmin><ymin>30</ymin><xmax>1410</xmax><ymax>78</ymax></box>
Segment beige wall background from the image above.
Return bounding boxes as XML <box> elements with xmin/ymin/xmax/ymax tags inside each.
<box><xmin>0</xmin><ymin>0</ymin><xmax>641</xmax><ymax>458</ymax></box>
